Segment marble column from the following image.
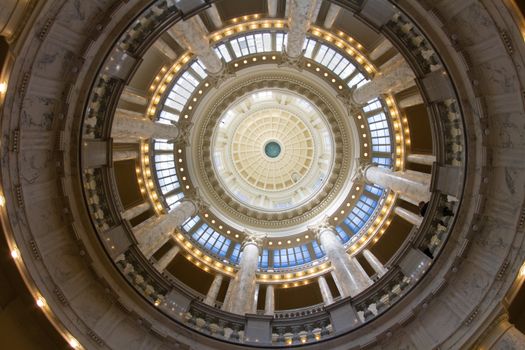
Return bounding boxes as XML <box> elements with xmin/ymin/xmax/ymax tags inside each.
<box><xmin>264</xmin><ymin>285</ymin><xmax>275</xmax><ymax>315</ymax></box>
<box><xmin>395</xmin><ymin>206</ymin><xmax>423</xmax><ymax>227</ymax></box>
<box><xmin>400</xmin><ymin>194</ymin><xmax>420</xmax><ymax>206</ymax></box>
<box><xmin>318</xmin><ymin>275</ymin><xmax>333</xmax><ymax>305</ymax></box>
<box><xmin>398</xmin><ymin>94</ymin><xmax>424</xmax><ymax>108</ymax></box>
<box><xmin>364</xmin><ymin>165</ymin><xmax>431</xmax><ymax>204</ymax></box>
<box><xmin>286</xmin><ymin>0</ymin><xmax>321</xmax><ymax>58</ymax></box>
<box><xmin>225</xmin><ymin>236</ymin><xmax>261</xmax><ymax>315</ymax></box>
<box><xmin>113</xmin><ymin>149</ymin><xmax>138</xmax><ymax>162</ymax></box>
<box><xmin>136</xmin><ymin>200</ymin><xmax>196</xmax><ymax>258</ymax></box>
<box><xmin>153</xmin><ymin>37</ymin><xmax>178</xmax><ymax>60</ymax></box>
<box><xmin>112</xmin><ymin>112</ymin><xmax>179</xmax><ymax>143</ymax></box>
<box><xmin>221</xmin><ymin>279</ymin><xmax>235</xmax><ymax>311</ymax></box>
<box><xmin>369</xmin><ymin>38</ymin><xmax>393</xmax><ymax>61</ymax></box>
<box><xmin>323</xmin><ymin>3</ymin><xmax>342</xmax><ymax>29</ymax></box>
<box><xmin>362</xmin><ymin>249</ymin><xmax>387</xmax><ymax>277</ymax></box>
<box><xmin>206</xmin><ymin>3</ymin><xmax>222</xmax><ymax>29</ymax></box>
<box><xmin>353</xmin><ymin>57</ymin><xmax>415</xmax><ymax>105</ymax></box>
<box><xmin>154</xmin><ymin>245</ymin><xmax>180</xmax><ymax>271</ymax></box>
<box><xmin>169</xmin><ymin>17</ymin><xmax>222</xmax><ymax>74</ymax></box>
<box><xmin>330</xmin><ymin>270</ymin><xmax>345</xmax><ymax>297</ymax></box>
<box><xmin>121</xmin><ymin>202</ymin><xmax>151</xmax><ymax>221</ymax></box>
<box><xmin>121</xmin><ymin>87</ymin><xmax>148</xmax><ymax>106</ymax></box>
<box><xmin>315</xmin><ymin>225</ymin><xmax>372</xmax><ymax>297</ymax></box>
<box><xmin>268</xmin><ymin>0</ymin><xmax>278</xmax><ymax>17</ymax></box>
<box><xmin>252</xmin><ymin>284</ymin><xmax>260</xmax><ymax>313</ymax></box>
<box><xmin>204</xmin><ymin>274</ymin><xmax>223</xmax><ymax>306</ymax></box>
<box><xmin>407</xmin><ymin>154</ymin><xmax>435</xmax><ymax>166</ymax></box>
<box><xmin>479</xmin><ymin>313</ymin><xmax>525</xmax><ymax>349</ymax></box>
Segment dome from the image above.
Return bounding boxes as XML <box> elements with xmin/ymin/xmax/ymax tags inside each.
<box><xmin>1</xmin><ymin>0</ymin><xmax>525</xmax><ymax>349</ymax></box>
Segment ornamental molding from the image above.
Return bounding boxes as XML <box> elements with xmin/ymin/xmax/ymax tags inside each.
<box><xmin>189</xmin><ymin>70</ymin><xmax>357</xmax><ymax>229</ymax></box>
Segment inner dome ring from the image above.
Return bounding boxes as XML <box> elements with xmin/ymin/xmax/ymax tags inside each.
<box><xmin>217</xmin><ymin>89</ymin><xmax>328</xmax><ymax>207</ymax></box>
<box><xmin>189</xmin><ymin>69</ymin><xmax>358</xmax><ymax>232</ymax></box>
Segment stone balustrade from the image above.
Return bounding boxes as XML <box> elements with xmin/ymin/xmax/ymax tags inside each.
<box><xmin>353</xmin><ymin>268</ymin><xmax>412</xmax><ymax>323</ymax></box>
<box><xmin>116</xmin><ymin>249</ymin><xmax>170</xmax><ymax>307</ymax></box>
<box><xmin>83</xmin><ymin>168</ymin><xmax>117</xmax><ymax>231</ymax></box>
<box><xmin>77</xmin><ymin>3</ymin><xmax>465</xmax><ymax>347</ymax></box>
<box><xmin>386</xmin><ymin>12</ymin><xmax>442</xmax><ymax>74</ymax></box>
<box><xmin>82</xmin><ymin>162</ymin><xmax>461</xmax><ymax>347</ymax></box>
<box><xmin>272</xmin><ymin>303</ymin><xmax>325</xmax><ymax>319</ymax></box>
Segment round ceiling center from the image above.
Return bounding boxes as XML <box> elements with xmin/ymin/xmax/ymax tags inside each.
<box><xmin>264</xmin><ymin>141</ymin><xmax>282</xmax><ymax>158</ymax></box>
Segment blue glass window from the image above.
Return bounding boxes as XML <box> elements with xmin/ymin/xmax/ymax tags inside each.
<box><xmin>230</xmin><ymin>243</ymin><xmax>241</xmax><ymax>264</ymax></box>
<box><xmin>312</xmin><ymin>240</ymin><xmax>324</xmax><ymax>259</ymax></box>
<box><xmin>365</xmin><ymin>184</ymin><xmax>384</xmax><ymax>197</ymax></box>
<box><xmin>344</xmin><ymin>195</ymin><xmax>378</xmax><ymax>234</ymax></box>
<box><xmin>368</xmin><ymin>112</ymin><xmax>392</xmax><ymax>153</ymax></box>
<box><xmin>259</xmin><ymin>249</ymin><xmax>269</xmax><ymax>268</ymax></box>
<box><xmin>189</xmin><ymin>224</ymin><xmax>231</xmax><ymax>258</ymax></box>
<box><xmin>348</xmin><ymin>73</ymin><xmax>366</xmax><ymax>88</ymax></box>
<box><xmin>182</xmin><ymin>215</ymin><xmax>200</xmax><ymax>231</ymax></box>
<box><xmin>372</xmin><ymin>156</ymin><xmax>392</xmax><ymax>167</ymax></box>
<box><xmin>365</xmin><ymin>185</ymin><xmax>383</xmax><ymax>197</ymax></box>
<box><xmin>335</xmin><ymin>226</ymin><xmax>350</xmax><ymax>243</ymax></box>
<box><xmin>272</xmin><ymin>245</ymin><xmax>311</xmax><ymax>268</ymax></box>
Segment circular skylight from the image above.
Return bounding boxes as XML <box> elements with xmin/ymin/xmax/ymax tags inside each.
<box><xmin>264</xmin><ymin>141</ymin><xmax>281</xmax><ymax>158</ymax></box>
<box><xmin>211</xmin><ymin>89</ymin><xmax>335</xmax><ymax>212</ymax></box>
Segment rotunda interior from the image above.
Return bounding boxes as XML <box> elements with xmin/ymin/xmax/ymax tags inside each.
<box><xmin>1</xmin><ymin>0</ymin><xmax>525</xmax><ymax>349</ymax></box>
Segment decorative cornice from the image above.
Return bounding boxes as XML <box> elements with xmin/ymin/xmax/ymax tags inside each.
<box><xmin>190</xmin><ymin>70</ymin><xmax>356</xmax><ymax>229</ymax></box>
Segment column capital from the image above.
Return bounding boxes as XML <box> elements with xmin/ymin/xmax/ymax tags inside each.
<box><xmin>308</xmin><ymin>217</ymin><xmax>336</xmax><ymax>241</ymax></box>
<box><xmin>358</xmin><ymin>161</ymin><xmax>381</xmax><ymax>184</ymax></box>
<box><xmin>242</xmin><ymin>231</ymin><xmax>266</xmax><ymax>250</ymax></box>
<box><xmin>182</xmin><ymin>188</ymin><xmax>208</xmax><ymax>215</ymax></box>
<box><xmin>278</xmin><ymin>51</ymin><xmax>305</xmax><ymax>71</ymax></box>
<box><xmin>169</xmin><ymin>119</ymin><xmax>193</xmax><ymax>145</ymax></box>
<box><xmin>336</xmin><ymin>90</ymin><xmax>364</xmax><ymax>116</ymax></box>
<box><xmin>207</xmin><ymin>62</ymin><xmax>235</xmax><ymax>88</ymax></box>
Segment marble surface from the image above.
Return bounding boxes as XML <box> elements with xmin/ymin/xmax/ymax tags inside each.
<box><xmin>1</xmin><ymin>0</ymin><xmax>525</xmax><ymax>349</ymax></box>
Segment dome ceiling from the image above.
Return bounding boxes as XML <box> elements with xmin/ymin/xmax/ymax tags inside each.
<box><xmin>1</xmin><ymin>0</ymin><xmax>524</xmax><ymax>350</ymax></box>
<box><xmin>213</xmin><ymin>89</ymin><xmax>333</xmax><ymax>214</ymax></box>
